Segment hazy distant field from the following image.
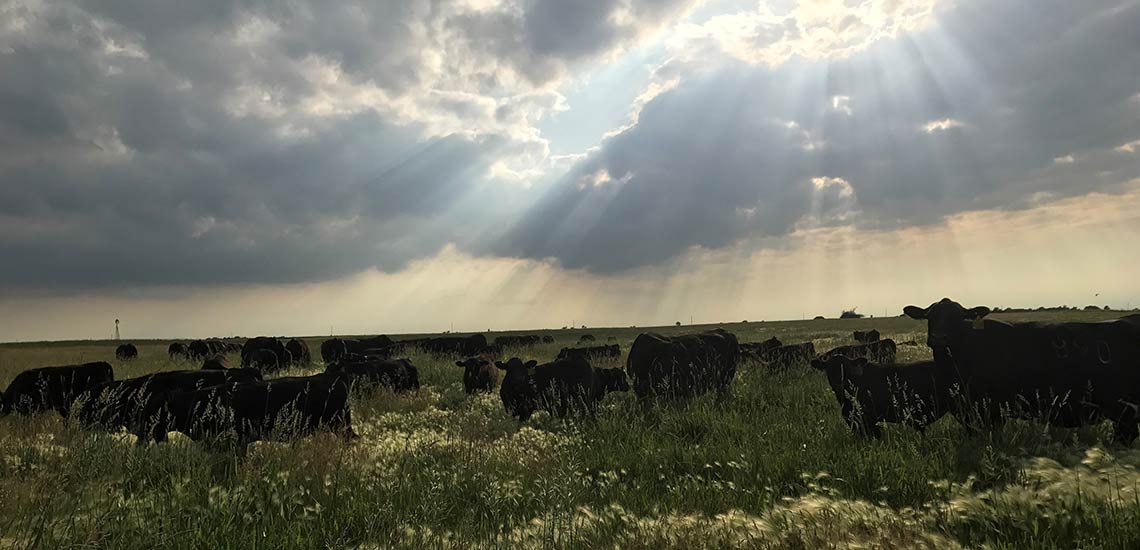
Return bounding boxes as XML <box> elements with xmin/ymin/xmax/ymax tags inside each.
<box><xmin>3</xmin><ymin>311</ymin><xmax>1140</xmax><ymax>549</ymax></box>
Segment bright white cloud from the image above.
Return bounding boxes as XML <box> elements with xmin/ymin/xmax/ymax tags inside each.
<box><xmin>922</xmin><ymin>118</ymin><xmax>965</xmax><ymax>133</ymax></box>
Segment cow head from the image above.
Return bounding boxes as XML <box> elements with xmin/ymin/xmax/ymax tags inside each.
<box><xmin>811</xmin><ymin>355</ymin><xmax>868</xmax><ymax>399</ymax></box>
<box><xmin>903</xmin><ymin>298</ymin><xmax>990</xmax><ymax>350</ymax></box>
<box><xmin>456</xmin><ymin>357</ymin><xmax>492</xmax><ymax>378</ymax></box>
<box><xmin>494</xmin><ymin>357</ymin><xmax>538</xmax><ymax>379</ymax></box>
<box><xmin>594</xmin><ymin>368</ymin><xmax>631</xmax><ymax>394</ymax></box>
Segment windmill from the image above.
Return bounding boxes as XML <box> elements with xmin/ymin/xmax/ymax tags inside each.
<box><xmin>114</xmin><ymin>319</ymin><xmax>120</xmax><ymax>341</ymax></box>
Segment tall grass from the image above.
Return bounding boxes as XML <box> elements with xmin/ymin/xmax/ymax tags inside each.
<box><xmin>1</xmin><ymin>313</ymin><xmax>1139</xmax><ymax>548</ymax></box>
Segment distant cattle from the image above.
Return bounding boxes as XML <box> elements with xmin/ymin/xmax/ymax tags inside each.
<box><xmin>905</xmin><ymin>297</ymin><xmax>1140</xmax><ymax>442</ymax></box>
<box><xmin>495</xmin><ymin>356</ymin><xmax>596</xmax><ymax>420</ymax></box>
<box><xmin>625</xmin><ymin>329</ymin><xmax>740</xmax><ymax>401</ymax></box>
<box><xmin>285</xmin><ymin>338</ymin><xmax>312</xmax><ymax>365</ymax></box>
<box><xmin>115</xmin><ymin>343</ymin><xmax>139</xmax><ymax>361</ymax></box>
<box><xmin>76</xmin><ymin>368</ymin><xmax>261</xmax><ymax>442</ymax></box>
<box><xmin>542</xmin><ymin>335</ymin><xmax>555</xmax><ymax>344</ymax></box>
<box><xmin>187</xmin><ymin>340</ymin><xmax>214</xmax><ymax>360</ymax></box>
<box><xmin>556</xmin><ymin>344</ymin><xmax>620</xmax><ymax>361</ymax></box>
<box><xmin>740</xmin><ymin>337</ymin><xmax>783</xmax><ymax>360</ymax></box>
<box><xmin>821</xmin><ymin>339</ymin><xmax>898</xmax><ymax>364</ymax></box>
<box><xmin>168</xmin><ymin>342</ymin><xmax>189</xmax><ymax>360</ymax></box>
<box><xmin>241</xmin><ymin>337</ymin><xmax>289</xmax><ymax>373</ymax></box>
<box><xmin>166</xmin><ymin>374</ymin><xmax>354</xmax><ymax>446</ymax></box>
<box><xmin>757</xmin><ymin>342</ymin><xmax>817</xmax><ymax>369</ymax></box>
<box><xmin>321</xmin><ymin>336</ymin><xmax>400</xmax><ymax>364</ymax></box>
<box><xmin>201</xmin><ymin>354</ymin><xmax>230</xmax><ymax>370</ymax></box>
<box><xmin>578</xmin><ymin>334</ymin><xmax>596</xmax><ymax>343</ymax></box>
<box><xmin>811</xmin><ymin>355</ymin><xmax>954</xmax><ymax>437</ymax></box>
<box><xmin>1</xmin><ymin>362</ymin><xmax>114</xmax><ymax>417</ymax></box>
<box><xmin>494</xmin><ymin>335</ymin><xmax>542</xmax><ymax>348</ymax></box>
<box><xmin>419</xmin><ymin>334</ymin><xmax>489</xmax><ymax>356</ymax></box>
<box><xmin>455</xmin><ymin>357</ymin><xmax>499</xmax><ymax>394</ymax></box>
<box><xmin>326</xmin><ymin>358</ymin><xmax>420</xmax><ymax>394</ymax></box>
<box><xmin>854</xmin><ymin>330</ymin><xmax>881</xmax><ymax>344</ymax></box>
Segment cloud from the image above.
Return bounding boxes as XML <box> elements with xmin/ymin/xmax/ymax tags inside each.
<box><xmin>492</xmin><ymin>0</ymin><xmax>1140</xmax><ymax>272</ymax></box>
<box><xmin>0</xmin><ymin>0</ymin><xmax>700</xmax><ymax>290</ymax></box>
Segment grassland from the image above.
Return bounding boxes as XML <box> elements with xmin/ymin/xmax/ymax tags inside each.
<box><xmin>2</xmin><ymin>311</ymin><xmax>1140</xmax><ymax>549</ymax></box>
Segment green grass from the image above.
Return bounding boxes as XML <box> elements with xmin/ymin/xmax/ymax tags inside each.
<box><xmin>2</xmin><ymin>312</ymin><xmax>1140</xmax><ymax>548</ymax></box>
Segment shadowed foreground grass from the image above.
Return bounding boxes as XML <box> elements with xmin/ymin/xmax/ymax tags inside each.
<box><xmin>3</xmin><ymin>313</ymin><xmax>1140</xmax><ymax>548</ymax></box>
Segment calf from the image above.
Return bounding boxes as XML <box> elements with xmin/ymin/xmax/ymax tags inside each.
<box><xmin>556</xmin><ymin>344</ymin><xmax>620</xmax><ymax>361</ymax></box>
<box><xmin>821</xmin><ymin>339</ymin><xmax>898</xmax><ymax>364</ymax></box>
<box><xmin>495</xmin><ymin>356</ymin><xmax>596</xmax><ymax>420</ymax></box>
<box><xmin>455</xmin><ymin>357</ymin><xmax>499</xmax><ymax>394</ymax></box>
<box><xmin>116</xmin><ymin>343</ymin><xmax>139</xmax><ymax>361</ymax></box>
<box><xmin>811</xmin><ymin>355</ymin><xmax>954</xmax><ymax>437</ymax></box>
<box><xmin>2</xmin><ymin>362</ymin><xmax>114</xmax><ymax>417</ymax></box>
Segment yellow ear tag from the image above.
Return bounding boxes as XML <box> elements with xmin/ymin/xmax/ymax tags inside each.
<box><xmin>972</xmin><ymin>318</ymin><xmax>985</xmax><ymax>330</ymax></box>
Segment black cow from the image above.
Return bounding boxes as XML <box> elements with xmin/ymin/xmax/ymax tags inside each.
<box><xmin>542</xmin><ymin>335</ymin><xmax>555</xmax><ymax>344</ymax></box>
<box><xmin>2</xmin><ymin>362</ymin><xmax>114</xmax><ymax>416</ymax></box>
<box><xmin>168</xmin><ymin>342</ymin><xmax>189</xmax><ymax>360</ymax></box>
<box><xmin>321</xmin><ymin>338</ymin><xmax>348</xmax><ymax>364</ymax></box>
<box><xmin>904</xmin><ymin>298</ymin><xmax>1140</xmax><ymax>442</ymax></box>
<box><xmin>626</xmin><ymin>329</ymin><xmax>740</xmax><ymax>401</ymax></box>
<box><xmin>187</xmin><ymin>340</ymin><xmax>212</xmax><ymax>360</ymax></box>
<box><xmin>166</xmin><ymin>374</ymin><xmax>355</xmax><ymax>446</ymax></box>
<box><xmin>740</xmin><ymin>337</ymin><xmax>783</xmax><ymax>360</ymax></box>
<box><xmin>557</xmin><ymin>344</ymin><xmax>620</xmax><ymax>361</ymax></box>
<box><xmin>758</xmin><ymin>342</ymin><xmax>817</xmax><ymax>370</ymax></box>
<box><xmin>326</xmin><ymin>358</ymin><xmax>420</xmax><ymax>394</ymax></box>
<box><xmin>285</xmin><ymin>338</ymin><xmax>312</xmax><ymax>365</ymax></box>
<box><xmin>455</xmin><ymin>357</ymin><xmax>499</xmax><ymax>394</ymax></box>
<box><xmin>201</xmin><ymin>354</ymin><xmax>231</xmax><ymax>370</ymax></box>
<box><xmin>591</xmin><ymin>368</ymin><xmax>630</xmax><ymax>403</ymax></box>
<box><xmin>242</xmin><ymin>337</ymin><xmax>289</xmax><ymax>372</ymax></box>
<box><xmin>494</xmin><ymin>335</ymin><xmax>542</xmax><ymax>348</ymax></box>
<box><xmin>578</xmin><ymin>334</ymin><xmax>596</xmax><ymax>343</ymax></box>
<box><xmin>495</xmin><ymin>356</ymin><xmax>596</xmax><ymax>420</ymax></box>
<box><xmin>821</xmin><ymin>339</ymin><xmax>898</xmax><ymax>364</ymax></box>
<box><xmin>853</xmin><ymin>330</ymin><xmax>881</xmax><ymax>344</ymax></box>
<box><xmin>811</xmin><ymin>355</ymin><xmax>954</xmax><ymax>437</ymax></box>
<box><xmin>116</xmin><ymin>343</ymin><xmax>139</xmax><ymax>361</ymax></box>
<box><xmin>75</xmin><ymin>369</ymin><xmax>261</xmax><ymax>442</ymax></box>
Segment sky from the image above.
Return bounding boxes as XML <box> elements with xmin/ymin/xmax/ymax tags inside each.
<box><xmin>1</xmin><ymin>0</ymin><xmax>1139</xmax><ymax>341</ymax></box>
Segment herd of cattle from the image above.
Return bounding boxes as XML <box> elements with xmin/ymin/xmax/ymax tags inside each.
<box><xmin>4</xmin><ymin>298</ymin><xmax>1140</xmax><ymax>448</ymax></box>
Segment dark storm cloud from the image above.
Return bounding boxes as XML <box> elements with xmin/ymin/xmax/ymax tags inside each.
<box><xmin>493</xmin><ymin>0</ymin><xmax>1140</xmax><ymax>272</ymax></box>
<box><xmin>0</xmin><ymin>0</ymin><xmax>694</xmax><ymax>291</ymax></box>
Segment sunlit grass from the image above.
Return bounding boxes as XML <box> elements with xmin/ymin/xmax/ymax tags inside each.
<box><xmin>2</xmin><ymin>312</ymin><xmax>1139</xmax><ymax>548</ymax></box>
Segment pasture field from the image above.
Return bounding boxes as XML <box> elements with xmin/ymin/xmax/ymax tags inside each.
<box><xmin>2</xmin><ymin>311</ymin><xmax>1140</xmax><ymax>549</ymax></box>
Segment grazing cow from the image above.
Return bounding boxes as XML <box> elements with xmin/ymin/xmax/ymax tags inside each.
<box><xmin>821</xmin><ymin>339</ymin><xmax>898</xmax><ymax>364</ymax></box>
<box><xmin>116</xmin><ymin>343</ymin><xmax>139</xmax><ymax>361</ymax></box>
<box><xmin>557</xmin><ymin>344</ymin><xmax>621</xmax><ymax>361</ymax></box>
<box><xmin>75</xmin><ymin>368</ymin><xmax>261</xmax><ymax>442</ymax></box>
<box><xmin>905</xmin><ymin>298</ymin><xmax>1140</xmax><ymax>441</ymax></box>
<box><xmin>2</xmin><ymin>362</ymin><xmax>114</xmax><ymax>417</ymax></box>
<box><xmin>591</xmin><ymin>368</ymin><xmax>630</xmax><ymax>403</ymax></box>
<box><xmin>455</xmin><ymin>357</ymin><xmax>499</xmax><ymax>394</ymax></box>
<box><xmin>740</xmin><ymin>337</ymin><xmax>783</xmax><ymax>360</ymax></box>
<box><xmin>626</xmin><ymin>329</ymin><xmax>740</xmax><ymax>401</ymax></box>
<box><xmin>168</xmin><ymin>342</ymin><xmax>189</xmax><ymax>360</ymax></box>
<box><xmin>495</xmin><ymin>356</ymin><xmax>596</xmax><ymax>420</ymax></box>
<box><xmin>201</xmin><ymin>354</ymin><xmax>230</xmax><ymax>370</ymax></box>
<box><xmin>187</xmin><ymin>340</ymin><xmax>213</xmax><ymax>361</ymax></box>
<box><xmin>811</xmin><ymin>355</ymin><xmax>954</xmax><ymax>437</ymax></box>
<box><xmin>326</xmin><ymin>358</ymin><xmax>420</xmax><ymax>394</ymax></box>
<box><xmin>853</xmin><ymin>330</ymin><xmax>881</xmax><ymax>344</ymax></box>
<box><xmin>578</xmin><ymin>334</ymin><xmax>596</xmax><ymax>343</ymax></box>
<box><xmin>285</xmin><ymin>338</ymin><xmax>312</xmax><ymax>365</ymax></box>
<box><xmin>166</xmin><ymin>374</ymin><xmax>355</xmax><ymax>446</ymax></box>
<box><xmin>758</xmin><ymin>342</ymin><xmax>817</xmax><ymax>370</ymax></box>
<box><xmin>321</xmin><ymin>338</ymin><xmax>349</xmax><ymax>364</ymax></box>
<box><xmin>241</xmin><ymin>337</ymin><xmax>289</xmax><ymax>372</ymax></box>
<box><xmin>542</xmin><ymin>335</ymin><xmax>555</xmax><ymax>344</ymax></box>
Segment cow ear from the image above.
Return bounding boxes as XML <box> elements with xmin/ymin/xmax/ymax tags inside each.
<box><xmin>494</xmin><ymin>361</ymin><xmax>506</xmax><ymax>370</ymax></box>
<box><xmin>968</xmin><ymin>306</ymin><xmax>991</xmax><ymax>320</ymax></box>
<box><xmin>903</xmin><ymin>305</ymin><xmax>927</xmax><ymax>319</ymax></box>
<box><xmin>810</xmin><ymin>359</ymin><xmax>826</xmax><ymax>370</ymax></box>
